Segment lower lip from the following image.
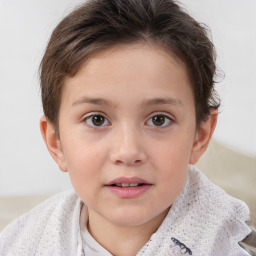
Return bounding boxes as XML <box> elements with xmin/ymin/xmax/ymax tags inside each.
<box><xmin>106</xmin><ymin>185</ymin><xmax>151</xmax><ymax>199</ymax></box>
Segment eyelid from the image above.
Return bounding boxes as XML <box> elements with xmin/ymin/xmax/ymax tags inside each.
<box><xmin>145</xmin><ymin>112</ymin><xmax>175</xmax><ymax>127</ymax></box>
<box><xmin>147</xmin><ymin>111</ymin><xmax>175</xmax><ymax>121</ymax></box>
<box><xmin>82</xmin><ymin>112</ymin><xmax>111</xmax><ymax>128</ymax></box>
<box><xmin>81</xmin><ymin>111</ymin><xmax>105</xmax><ymax>120</ymax></box>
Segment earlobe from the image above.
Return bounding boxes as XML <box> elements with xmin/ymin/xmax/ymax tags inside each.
<box><xmin>189</xmin><ymin>110</ymin><xmax>218</xmax><ymax>165</ymax></box>
<box><xmin>40</xmin><ymin>116</ymin><xmax>68</xmax><ymax>172</ymax></box>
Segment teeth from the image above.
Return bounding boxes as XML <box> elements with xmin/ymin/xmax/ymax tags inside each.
<box><xmin>115</xmin><ymin>183</ymin><xmax>139</xmax><ymax>187</ymax></box>
<box><xmin>129</xmin><ymin>183</ymin><xmax>139</xmax><ymax>187</ymax></box>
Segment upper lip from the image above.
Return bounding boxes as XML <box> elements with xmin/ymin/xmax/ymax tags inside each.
<box><xmin>106</xmin><ymin>177</ymin><xmax>151</xmax><ymax>186</ymax></box>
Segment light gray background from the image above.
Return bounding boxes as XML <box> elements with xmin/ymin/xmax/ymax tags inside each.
<box><xmin>0</xmin><ymin>0</ymin><xmax>255</xmax><ymax>195</ymax></box>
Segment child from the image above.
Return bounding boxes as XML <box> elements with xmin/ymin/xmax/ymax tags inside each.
<box><xmin>0</xmin><ymin>0</ymin><xmax>255</xmax><ymax>255</ymax></box>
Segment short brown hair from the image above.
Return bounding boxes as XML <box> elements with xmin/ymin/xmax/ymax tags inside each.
<box><xmin>40</xmin><ymin>0</ymin><xmax>220</xmax><ymax>131</ymax></box>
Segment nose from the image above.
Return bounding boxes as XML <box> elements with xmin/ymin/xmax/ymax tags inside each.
<box><xmin>109</xmin><ymin>126</ymin><xmax>147</xmax><ymax>167</ymax></box>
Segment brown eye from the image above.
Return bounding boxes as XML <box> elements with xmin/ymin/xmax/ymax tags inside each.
<box><xmin>85</xmin><ymin>114</ymin><xmax>109</xmax><ymax>127</ymax></box>
<box><xmin>92</xmin><ymin>115</ymin><xmax>105</xmax><ymax>126</ymax></box>
<box><xmin>146</xmin><ymin>114</ymin><xmax>172</xmax><ymax>127</ymax></box>
<box><xmin>152</xmin><ymin>115</ymin><xmax>166</xmax><ymax>126</ymax></box>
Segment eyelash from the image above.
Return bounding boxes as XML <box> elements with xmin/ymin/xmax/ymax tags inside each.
<box><xmin>82</xmin><ymin>113</ymin><xmax>174</xmax><ymax>128</ymax></box>
<box><xmin>146</xmin><ymin>113</ymin><xmax>173</xmax><ymax>128</ymax></box>
<box><xmin>83</xmin><ymin>113</ymin><xmax>111</xmax><ymax>128</ymax></box>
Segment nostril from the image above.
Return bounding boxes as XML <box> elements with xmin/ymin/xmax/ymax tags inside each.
<box><xmin>115</xmin><ymin>160</ymin><xmax>123</xmax><ymax>165</ymax></box>
<box><xmin>114</xmin><ymin>159</ymin><xmax>142</xmax><ymax>166</ymax></box>
<box><xmin>110</xmin><ymin>150</ymin><xmax>147</xmax><ymax>166</ymax></box>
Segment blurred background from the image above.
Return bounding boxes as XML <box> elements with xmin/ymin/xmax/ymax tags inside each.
<box><xmin>0</xmin><ymin>0</ymin><xmax>255</xmax><ymax>230</ymax></box>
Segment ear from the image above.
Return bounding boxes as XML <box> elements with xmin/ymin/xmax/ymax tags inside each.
<box><xmin>189</xmin><ymin>109</ymin><xmax>218</xmax><ymax>165</ymax></box>
<box><xmin>40</xmin><ymin>116</ymin><xmax>68</xmax><ymax>172</ymax></box>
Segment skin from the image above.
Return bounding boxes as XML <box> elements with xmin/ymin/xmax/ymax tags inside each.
<box><xmin>40</xmin><ymin>43</ymin><xmax>217</xmax><ymax>256</ymax></box>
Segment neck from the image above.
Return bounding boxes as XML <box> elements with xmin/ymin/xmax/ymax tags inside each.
<box><xmin>87</xmin><ymin>208</ymin><xmax>169</xmax><ymax>256</ymax></box>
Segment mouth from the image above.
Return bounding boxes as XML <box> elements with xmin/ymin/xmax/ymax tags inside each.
<box><xmin>106</xmin><ymin>177</ymin><xmax>151</xmax><ymax>187</ymax></box>
<box><xmin>105</xmin><ymin>177</ymin><xmax>152</xmax><ymax>198</ymax></box>
<box><xmin>110</xmin><ymin>183</ymin><xmax>145</xmax><ymax>187</ymax></box>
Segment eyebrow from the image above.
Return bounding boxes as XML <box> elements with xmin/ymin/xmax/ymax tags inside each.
<box><xmin>72</xmin><ymin>96</ymin><xmax>183</xmax><ymax>108</ymax></box>
<box><xmin>142</xmin><ymin>97</ymin><xmax>183</xmax><ymax>107</ymax></box>
<box><xmin>72</xmin><ymin>97</ymin><xmax>112</xmax><ymax>107</ymax></box>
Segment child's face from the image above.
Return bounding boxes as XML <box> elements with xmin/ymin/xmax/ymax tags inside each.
<box><xmin>54</xmin><ymin>43</ymin><xmax>199</xmax><ymax>226</ymax></box>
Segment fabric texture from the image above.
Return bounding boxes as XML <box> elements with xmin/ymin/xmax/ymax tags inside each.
<box><xmin>0</xmin><ymin>166</ymin><xmax>251</xmax><ymax>256</ymax></box>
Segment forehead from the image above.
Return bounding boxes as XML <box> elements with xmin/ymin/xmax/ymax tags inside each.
<box><xmin>77</xmin><ymin>42</ymin><xmax>186</xmax><ymax>78</ymax></box>
<box><xmin>61</xmin><ymin>43</ymin><xmax>193</xmax><ymax>110</ymax></box>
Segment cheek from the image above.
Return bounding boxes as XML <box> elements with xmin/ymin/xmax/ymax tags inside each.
<box><xmin>152</xmin><ymin>135</ymin><xmax>194</xmax><ymax>170</ymax></box>
<box><xmin>156</xmin><ymin>148</ymin><xmax>188</xmax><ymax>189</ymax></box>
<box><xmin>150</xmin><ymin>135</ymin><xmax>193</xmax><ymax>192</ymax></box>
<box><xmin>63</xmin><ymin>134</ymin><xmax>108</xmax><ymax>169</ymax></box>
<box><xmin>62</xmin><ymin>140</ymin><xmax>108</xmax><ymax>193</ymax></box>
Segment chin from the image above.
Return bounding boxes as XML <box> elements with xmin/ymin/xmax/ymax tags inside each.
<box><xmin>107</xmin><ymin>207</ymin><xmax>166</xmax><ymax>228</ymax></box>
<box><xmin>106</xmin><ymin>208</ymin><xmax>148</xmax><ymax>226</ymax></box>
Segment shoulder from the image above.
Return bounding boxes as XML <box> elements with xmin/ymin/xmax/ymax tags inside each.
<box><xmin>188</xmin><ymin>166</ymin><xmax>251</xmax><ymax>255</ymax></box>
<box><xmin>162</xmin><ymin>166</ymin><xmax>251</xmax><ymax>256</ymax></box>
<box><xmin>0</xmin><ymin>190</ymin><xmax>81</xmax><ymax>255</ymax></box>
<box><xmin>188</xmin><ymin>166</ymin><xmax>250</xmax><ymax>225</ymax></box>
<box><xmin>0</xmin><ymin>190</ymin><xmax>79</xmax><ymax>234</ymax></box>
